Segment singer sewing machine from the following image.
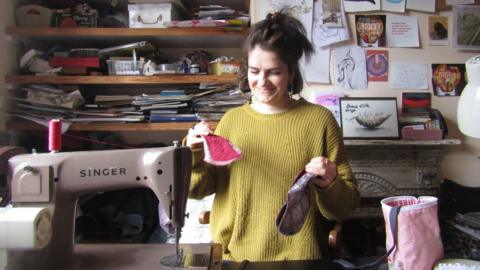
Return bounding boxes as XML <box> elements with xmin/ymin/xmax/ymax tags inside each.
<box><xmin>2</xmin><ymin>145</ymin><xmax>222</xmax><ymax>270</ymax></box>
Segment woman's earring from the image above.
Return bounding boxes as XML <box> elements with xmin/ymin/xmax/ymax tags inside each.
<box><xmin>288</xmin><ymin>83</ymin><xmax>293</xmax><ymax>98</ymax></box>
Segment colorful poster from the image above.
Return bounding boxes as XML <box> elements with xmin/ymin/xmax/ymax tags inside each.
<box><xmin>343</xmin><ymin>0</ymin><xmax>381</xmax><ymax>12</ymax></box>
<box><xmin>366</xmin><ymin>50</ymin><xmax>388</xmax><ymax>81</ymax></box>
<box><xmin>355</xmin><ymin>15</ymin><xmax>386</xmax><ymax>47</ymax></box>
<box><xmin>431</xmin><ymin>64</ymin><xmax>466</xmax><ymax>96</ymax></box>
<box><xmin>428</xmin><ymin>16</ymin><xmax>449</xmax><ymax>46</ymax></box>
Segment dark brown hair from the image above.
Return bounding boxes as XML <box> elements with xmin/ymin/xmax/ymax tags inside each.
<box><xmin>238</xmin><ymin>11</ymin><xmax>314</xmax><ymax>94</ymax></box>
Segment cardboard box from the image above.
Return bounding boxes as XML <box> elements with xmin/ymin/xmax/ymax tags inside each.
<box><xmin>208</xmin><ymin>61</ymin><xmax>241</xmax><ymax>75</ymax></box>
<box><xmin>401</xmin><ymin>126</ymin><xmax>443</xmax><ymax>140</ymax></box>
<box><xmin>15</xmin><ymin>5</ymin><xmax>54</xmax><ymax>27</ymax></box>
<box><xmin>128</xmin><ymin>3</ymin><xmax>186</xmax><ymax>28</ymax></box>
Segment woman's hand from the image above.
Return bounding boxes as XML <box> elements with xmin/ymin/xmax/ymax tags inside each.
<box><xmin>305</xmin><ymin>156</ymin><xmax>337</xmax><ymax>189</ymax></box>
<box><xmin>185</xmin><ymin>121</ymin><xmax>213</xmax><ymax>149</ymax></box>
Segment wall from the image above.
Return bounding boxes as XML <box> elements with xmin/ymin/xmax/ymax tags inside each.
<box><xmin>299</xmin><ymin>10</ymin><xmax>480</xmax><ymax>187</ymax></box>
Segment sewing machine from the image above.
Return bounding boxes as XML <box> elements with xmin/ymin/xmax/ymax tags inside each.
<box><xmin>2</xmin><ymin>145</ymin><xmax>222</xmax><ymax>270</ymax></box>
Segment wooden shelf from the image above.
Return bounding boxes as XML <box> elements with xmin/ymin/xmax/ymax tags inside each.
<box><xmin>5</xmin><ymin>26</ymin><xmax>248</xmax><ymax>48</ymax></box>
<box><xmin>5</xmin><ymin>27</ymin><xmax>248</xmax><ymax>37</ymax></box>
<box><xmin>5</xmin><ymin>74</ymin><xmax>238</xmax><ymax>85</ymax></box>
<box><xmin>7</xmin><ymin>121</ymin><xmax>201</xmax><ymax>132</ymax></box>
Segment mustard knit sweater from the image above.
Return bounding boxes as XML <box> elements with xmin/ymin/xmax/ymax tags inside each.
<box><xmin>189</xmin><ymin>98</ymin><xmax>359</xmax><ymax>261</ymax></box>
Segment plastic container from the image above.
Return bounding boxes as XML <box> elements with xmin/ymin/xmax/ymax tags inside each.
<box><xmin>106</xmin><ymin>60</ymin><xmax>144</xmax><ymax>75</ymax></box>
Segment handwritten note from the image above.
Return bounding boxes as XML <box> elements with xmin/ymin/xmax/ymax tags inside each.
<box><xmin>391</xmin><ymin>63</ymin><xmax>428</xmax><ymax>90</ymax></box>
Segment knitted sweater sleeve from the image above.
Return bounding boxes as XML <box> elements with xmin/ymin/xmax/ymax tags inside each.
<box><xmin>313</xmin><ymin>112</ymin><xmax>360</xmax><ymax>221</ymax></box>
<box><xmin>187</xmin><ymin>115</ymin><xmax>231</xmax><ymax>200</ymax></box>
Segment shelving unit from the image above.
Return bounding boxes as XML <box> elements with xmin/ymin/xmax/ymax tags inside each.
<box><xmin>5</xmin><ymin>1</ymin><xmax>249</xmax><ymax>133</ymax></box>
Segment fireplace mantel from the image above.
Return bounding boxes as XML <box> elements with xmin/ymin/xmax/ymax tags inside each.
<box><xmin>344</xmin><ymin>139</ymin><xmax>461</xmax><ymax>218</ymax></box>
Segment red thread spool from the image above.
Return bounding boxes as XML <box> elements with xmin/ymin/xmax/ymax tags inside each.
<box><xmin>48</xmin><ymin>119</ymin><xmax>62</xmax><ymax>152</ymax></box>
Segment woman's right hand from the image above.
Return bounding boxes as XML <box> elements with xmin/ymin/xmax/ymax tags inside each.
<box><xmin>186</xmin><ymin>121</ymin><xmax>213</xmax><ymax>149</ymax></box>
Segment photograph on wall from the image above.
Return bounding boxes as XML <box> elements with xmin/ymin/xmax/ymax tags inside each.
<box><xmin>343</xmin><ymin>0</ymin><xmax>381</xmax><ymax>12</ymax></box>
<box><xmin>453</xmin><ymin>5</ymin><xmax>480</xmax><ymax>50</ymax></box>
<box><xmin>355</xmin><ymin>14</ymin><xmax>386</xmax><ymax>47</ymax></box>
<box><xmin>428</xmin><ymin>15</ymin><xmax>449</xmax><ymax>46</ymax></box>
<box><xmin>401</xmin><ymin>92</ymin><xmax>431</xmax><ymax>113</ymax></box>
<box><xmin>381</xmin><ymin>0</ymin><xmax>406</xmax><ymax>13</ymax></box>
<box><xmin>366</xmin><ymin>50</ymin><xmax>388</xmax><ymax>81</ymax></box>
<box><xmin>339</xmin><ymin>97</ymin><xmax>400</xmax><ymax>139</ymax></box>
<box><xmin>431</xmin><ymin>64</ymin><xmax>466</xmax><ymax>96</ymax></box>
<box><xmin>334</xmin><ymin>45</ymin><xmax>368</xmax><ymax>91</ymax></box>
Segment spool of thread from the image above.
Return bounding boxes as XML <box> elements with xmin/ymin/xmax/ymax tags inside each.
<box><xmin>48</xmin><ymin>119</ymin><xmax>62</xmax><ymax>152</ymax></box>
<box><xmin>0</xmin><ymin>207</ymin><xmax>52</xmax><ymax>249</ymax></box>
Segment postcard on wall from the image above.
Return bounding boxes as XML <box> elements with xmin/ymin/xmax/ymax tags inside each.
<box><xmin>406</xmin><ymin>0</ymin><xmax>436</xmax><ymax>12</ymax></box>
<box><xmin>355</xmin><ymin>15</ymin><xmax>386</xmax><ymax>47</ymax></box>
<box><xmin>314</xmin><ymin>91</ymin><xmax>344</xmax><ymax>125</ymax></box>
<box><xmin>312</xmin><ymin>0</ymin><xmax>350</xmax><ymax>47</ymax></box>
<box><xmin>386</xmin><ymin>14</ymin><xmax>420</xmax><ymax>48</ymax></box>
<box><xmin>427</xmin><ymin>16</ymin><xmax>449</xmax><ymax>46</ymax></box>
<box><xmin>390</xmin><ymin>63</ymin><xmax>428</xmax><ymax>90</ymax></box>
<box><xmin>334</xmin><ymin>45</ymin><xmax>368</xmax><ymax>91</ymax></box>
<box><xmin>343</xmin><ymin>0</ymin><xmax>381</xmax><ymax>12</ymax></box>
<box><xmin>431</xmin><ymin>64</ymin><xmax>466</xmax><ymax>96</ymax></box>
<box><xmin>319</xmin><ymin>0</ymin><xmax>344</xmax><ymax>28</ymax></box>
<box><xmin>381</xmin><ymin>0</ymin><xmax>406</xmax><ymax>13</ymax></box>
<box><xmin>366</xmin><ymin>50</ymin><xmax>388</xmax><ymax>81</ymax></box>
<box><xmin>453</xmin><ymin>5</ymin><xmax>480</xmax><ymax>50</ymax></box>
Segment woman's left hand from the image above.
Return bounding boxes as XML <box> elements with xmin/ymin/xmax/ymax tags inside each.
<box><xmin>305</xmin><ymin>156</ymin><xmax>337</xmax><ymax>189</ymax></box>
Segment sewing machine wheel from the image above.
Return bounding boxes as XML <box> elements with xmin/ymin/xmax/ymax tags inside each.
<box><xmin>0</xmin><ymin>146</ymin><xmax>28</xmax><ymax>206</ymax></box>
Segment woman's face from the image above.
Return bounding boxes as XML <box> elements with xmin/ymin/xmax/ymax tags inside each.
<box><xmin>248</xmin><ymin>46</ymin><xmax>291</xmax><ymax>107</ymax></box>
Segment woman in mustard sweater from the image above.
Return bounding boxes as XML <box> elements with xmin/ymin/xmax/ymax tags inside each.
<box><xmin>185</xmin><ymin>11</ymin><xmax>359</xmax><ymax>261</ymax></box>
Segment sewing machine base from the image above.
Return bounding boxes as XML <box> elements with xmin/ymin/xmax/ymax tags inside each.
<box><xmin>7</xmin><ymin>243</ymin><xmax>222</xmax><ymax>270</ymax></box>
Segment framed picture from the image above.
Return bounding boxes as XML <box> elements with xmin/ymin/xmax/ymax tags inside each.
<box><xmin>453</xmin><ymin>5</ymin><xmax>480</xmax><ymax>50</ymax></box>
<box><xmin>340</xmin><ymin>97</ymin><xmax>400</xmax><ymax>139</ymax></box>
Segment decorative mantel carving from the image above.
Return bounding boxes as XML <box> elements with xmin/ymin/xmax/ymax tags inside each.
<box><xmin>344</xmin><ymin>139</ymin><xmax>460</xmax><ymax>217</ymax></box>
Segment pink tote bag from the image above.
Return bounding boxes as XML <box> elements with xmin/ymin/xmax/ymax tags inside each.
<box><xmin>381</xmin><ymin>196</ymin><xmax>444</xmax><ymax>270</ymax></box>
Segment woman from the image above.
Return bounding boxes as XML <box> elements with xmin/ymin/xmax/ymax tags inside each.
<box><xmin>185</xmin><ymin>12</ymin><xmax>359</xmax><ymax>261</ymax></box>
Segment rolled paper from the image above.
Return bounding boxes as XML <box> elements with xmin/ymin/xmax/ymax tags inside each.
<box><xmin>0</xmin><ymin>207</ymin><xmax>52</xmax><ymax>249</ymax></box>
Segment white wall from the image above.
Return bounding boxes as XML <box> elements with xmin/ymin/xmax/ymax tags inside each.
<box><xmin>301</xmin><ymin>10</ymin><xmax>480</xmax><ymax>187</ymax></box>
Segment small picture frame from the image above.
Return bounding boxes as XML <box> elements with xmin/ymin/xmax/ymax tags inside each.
<box><xmin>340</xmin><ymin>97</ymin><xmax>400</xmax><ymax>139</ymax></box>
